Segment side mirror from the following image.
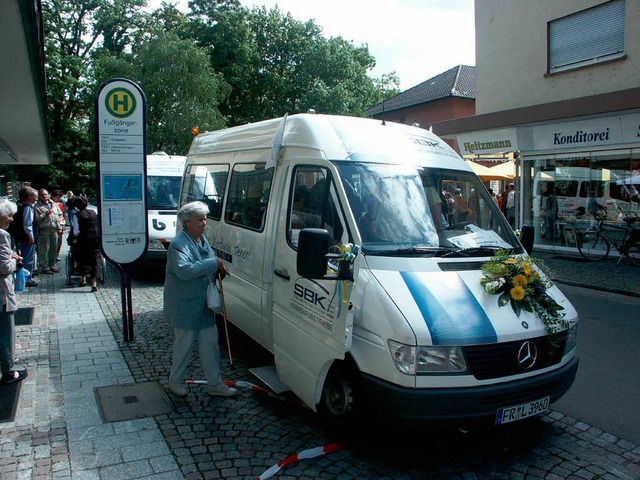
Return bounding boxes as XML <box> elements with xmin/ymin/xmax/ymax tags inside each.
<box><xmin>297</xmin><ymin>228</ymin><xmax>331</xmax><ymax>279</ymax></box>
<box><xmin>520</xmin><ymin>224</ymin><xmax>534</xmax><ymax>255</ymax></box>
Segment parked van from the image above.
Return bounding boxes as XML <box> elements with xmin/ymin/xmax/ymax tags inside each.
<box><xmin>181</xmin><ymin>114</ymin><xmax>578</xmax><ymax>428</ymax></box>
<box><xmin>144</xmin><ymin>152</ymin><xmax>186</xmax><ymax>266</ymax></box>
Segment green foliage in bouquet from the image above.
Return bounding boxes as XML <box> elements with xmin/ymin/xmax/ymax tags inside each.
<box><xmin>480</xmin><ymin>251</ymin><xmax>568</xmax><ymax>336</ymax></box>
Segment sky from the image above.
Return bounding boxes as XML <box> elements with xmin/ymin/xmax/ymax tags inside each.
<box><xmin>148</xmin><ymin>0</ymin><xmax>476</xmax><ymax>91</ymax></box>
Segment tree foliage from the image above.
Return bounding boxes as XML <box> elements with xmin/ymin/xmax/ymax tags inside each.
<box><xmin>95</xmin><ymin>34</ymin><xmax>230</xmax><ymax>154</ymax></box>
<box><xmin>192</xmin><ymin>4</ymin><xmax>395</xmax><ymax>125</ymax></box>
<box><xmin>20</xmin><ymin>0</ymin><xmax>400</xmax><ymax>195</ymax></box>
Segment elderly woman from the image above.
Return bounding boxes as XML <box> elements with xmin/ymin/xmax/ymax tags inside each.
<box><xmin>0</xmin><ymin>199</ymin><xmax>28</xmax><ymax>385</ymax></box>
<box><xmin>164</xmin><ymin>201</ymin><xmax>237</xmax><ymax>398</ymax></box>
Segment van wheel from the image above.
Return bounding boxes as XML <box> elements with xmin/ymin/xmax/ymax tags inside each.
<box><xmin>319</xmin><ymin>364</ymin><xmax>364</xmax><ymax>428</ymax></box>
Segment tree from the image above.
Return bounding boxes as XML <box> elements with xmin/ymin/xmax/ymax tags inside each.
<box><xmin>189</xmin><ymin>4</ymin><xmax>398</xmax><ymax>125</ymax></box>
<box><xmin>15</xmin><ymin>0</ymin><xmax>400</xmax><ymax>194</ymax></box>
<box><xmin>94</xmin><ymin>34</ymin><xmax>230</xmax><ymax>155</ymax></box>
<box><xmin>23</xmin><ymin>0</ymin><xmax>148</xmax><ymax>195</ymax></box>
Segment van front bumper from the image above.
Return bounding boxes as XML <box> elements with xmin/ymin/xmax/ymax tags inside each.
<box><xmin>361</xmin><ymin>356</ymin><xmax>578</xmax><ymax>428</ymax></box>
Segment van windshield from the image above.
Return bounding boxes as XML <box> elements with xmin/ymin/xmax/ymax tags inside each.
<box><xmin>148</xmin><ymin>176</ymin><xmax>181</xmax><ymax>210</ymax></box>
<box><xmin>335</xmin><ymin>163</ymin><xmax>522</xmax><ymax>257</ymax></box>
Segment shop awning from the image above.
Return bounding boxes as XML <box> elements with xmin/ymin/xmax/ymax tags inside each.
<box><xmin>489</xmin><ymin>161</ymin><xmax>516</xmax><ymax>179</ymax></box>
<box><xmin>465</xmin><ymin>160</ymin><xmax>512</xmax><ymax>181</ymax></box>
<box><xmin>0</xmin><ymin>0</ymin><xmax>50</xmax><ymax>165</ymax></box>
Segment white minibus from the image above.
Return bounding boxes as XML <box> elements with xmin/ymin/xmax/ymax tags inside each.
<box><xmin>181</xmin><ymin>114</ymin><xmax>579</xmax><ymax>429</ymax></box>
<box><xmin>144</xmin><ymin>152</ymin><xmax>186</xmax><ymax>266</ymax></box>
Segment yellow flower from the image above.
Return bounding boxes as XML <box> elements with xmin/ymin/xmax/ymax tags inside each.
<box><xmin>505</xmin><ymin>258</ymin><xmax>518</xmax><ymax>265</ymax></box>
<box><xmin>510</xmin><ymin>286</ymin><xmax>526</xmax><ymax>301</ymax></box>
<box><xmin>513</xmin><ymin>274</ymin><xmax>528</xmax><ymax>287</ymax></box>
<box><xmin>522</xmin><ymin>262</ymin><xmax>533</xmax><ymax>276</ymax></box>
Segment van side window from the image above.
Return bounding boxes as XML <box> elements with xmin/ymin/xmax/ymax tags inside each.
<box><xmin>180</xmin><ymin>164</ymin><xmax>229</xmax><ymax>220</ymax></box>
<box><xmin>288</xmin><ymin>166</ymin><xmax>348</xmax><ymax>248</ymax></box>
<box><xmin>148</xmin><ymin>176</ymin><xmax>181</xmax><ymax>210</ymax></box>
<box><xmin>225</xmin><ymin>163</ymin><xmax>273</xmax><ymax>230</ymax></box>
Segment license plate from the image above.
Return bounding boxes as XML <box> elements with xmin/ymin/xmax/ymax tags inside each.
<box><xmin>496</xmin><ymin>396</ymin><xmax>550</xmax><ymax>425</ymax></box>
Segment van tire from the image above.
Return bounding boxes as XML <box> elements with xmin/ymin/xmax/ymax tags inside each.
<box><xmin>318</xmin><ymin>362</ymin><xmax>366</xmax><ymax>428</ymax></box>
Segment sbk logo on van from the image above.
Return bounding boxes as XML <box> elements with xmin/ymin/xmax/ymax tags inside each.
<box><xmin>293</xmin><ymin>282</ymin><xmax>329</xmax><ymax>311</ymax></box>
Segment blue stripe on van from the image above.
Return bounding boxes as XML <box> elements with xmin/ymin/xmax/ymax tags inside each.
<box><xmin>400</xmin><ymin>271</ymin><xmax>497</xmax><ymax>345</ymax></box>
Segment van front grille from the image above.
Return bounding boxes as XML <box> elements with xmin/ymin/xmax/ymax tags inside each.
<box><xmin>464</xmin><ymin>333</ymin><xmax>567</xmax><ymax>380</ymax></box>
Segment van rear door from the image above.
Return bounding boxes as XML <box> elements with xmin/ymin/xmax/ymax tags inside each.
<box><xmin>271</xmin><ymin>163</ymin><xmax>353</xmax><ymax>410</ymax></box>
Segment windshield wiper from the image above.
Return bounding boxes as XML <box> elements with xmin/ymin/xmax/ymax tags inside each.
<box><xmin>441</xmin><ymin>246</ymin><xmax>509</xmax><ymax>258</ymax></box>
<box><xmin>365</xmin><ymin>246</ymin><xmax>457</xmax><ymax>257</ymax></box>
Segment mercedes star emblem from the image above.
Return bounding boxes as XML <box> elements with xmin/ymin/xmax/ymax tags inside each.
<box><xmin>517</xmin><ymin>341</ymin><xmax>538</xmax><ymax>369</ymax></box>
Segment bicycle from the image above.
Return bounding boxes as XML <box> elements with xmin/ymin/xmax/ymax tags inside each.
<box><xmin>577</xmin><ymin>207</ymin><xmax>640</xmax><ymax>265</ymax></box>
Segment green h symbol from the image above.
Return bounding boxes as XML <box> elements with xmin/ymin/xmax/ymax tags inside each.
<box><xmin>113</xmin><ymin>93</ymin><xmax>129</xmax><ymax>112</ymax></box>
<box><xmin>106</xmin><ymin>87</ymin><xmax>136</xmax><ymax>118</ymax></box>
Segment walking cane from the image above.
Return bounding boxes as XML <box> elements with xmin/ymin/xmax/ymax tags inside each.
<box><xmin>217</xmin><ymin>275</ymin><xmax>234</xmax><ymax>369</ymax></box>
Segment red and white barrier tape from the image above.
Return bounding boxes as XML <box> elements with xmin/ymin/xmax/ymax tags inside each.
<box><xmin>257</xmin><ymin>443</ymin><xmax>345</xmax><ymax>480</ymax></box>
<box><xmin>185</xmin><ymin>379</ymin><xmax>305</xmax><ymax>407</ymax></box>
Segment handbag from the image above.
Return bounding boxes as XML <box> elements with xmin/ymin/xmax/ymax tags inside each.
<box><xmin>14</xmin><ymin>267</ymin><xmax>30</xmax><ymax>293</ymax></box>
<box><xmin>206</xmin><ymin>277</ymin><xmax>222</xmax><ymax>313</ymax></box>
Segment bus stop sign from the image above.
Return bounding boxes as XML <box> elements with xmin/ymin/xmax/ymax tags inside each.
<box><xmin>96</xmin><ymin>78</ymin><xmax>148</xmax><ymax>264</ymax></box>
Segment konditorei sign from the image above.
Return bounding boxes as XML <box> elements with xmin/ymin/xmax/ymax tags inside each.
<box><xmin>532</xmin><ymin>112</ymin><xmax>640</xmax><ymax>151</ymax></box>
<box><xmin>96</xmin><ymin>78</ymin><xmax>148</xmax><ymax>264</ymax></box>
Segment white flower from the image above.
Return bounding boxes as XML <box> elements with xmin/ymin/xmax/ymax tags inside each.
<box><xmin>483</xmin><ymin>278</ymin><xmax>505</xmax><ymax>294</ymax></box>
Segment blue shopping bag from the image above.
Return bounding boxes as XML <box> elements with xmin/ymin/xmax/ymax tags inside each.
<box><xmin>15</xmin><ymin>267</ymin><xmax>30</xmax><ymax>293</ymax></box>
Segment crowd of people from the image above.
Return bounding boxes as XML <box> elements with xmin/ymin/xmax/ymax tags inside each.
<box><xmin>7</xmin><ymin>186</ymin><xmax>98</xmax><ymax>290</ymax></box>
<box><xmin>0</xmin><ymin>185</ymin><xmax>101</xmax><ymax>387</ymax></box>
<box><xmin>1</xmin><ymin>189</ymin><xmax>237</xmax><ymax>397</ymax></box>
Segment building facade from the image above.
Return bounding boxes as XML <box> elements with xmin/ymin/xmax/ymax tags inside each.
<box><xmin>433</xmin><ymin>0</ymin><xmax>640</xmax><ymax>251</ymax></box>
<box><xmin>366</xmin><ymin>65</ymin><xmax>476</xmax><ymax>153</ymax></box>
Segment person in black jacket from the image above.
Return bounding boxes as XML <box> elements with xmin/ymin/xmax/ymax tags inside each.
<box><xmin>74</xmin><ymin>197</ymin><xmax>101</xmax><ymax>291</ymax></box>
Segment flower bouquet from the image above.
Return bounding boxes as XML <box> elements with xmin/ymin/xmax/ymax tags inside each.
<box><xmin>480</xmin><ymin>251</ymin><xmax>567</xmax><ymax>335</ymax></box>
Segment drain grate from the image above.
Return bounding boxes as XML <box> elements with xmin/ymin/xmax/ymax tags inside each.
<box><xmin>95</xmin><ymin>381</ymin><xmax>174</xmax><ymax>423</ymax></box>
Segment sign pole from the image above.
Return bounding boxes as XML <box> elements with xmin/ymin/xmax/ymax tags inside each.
<box><xmin>96</xmin><ymin>78</ymin><xmax>148</xmax><ymax>342</ymax></box>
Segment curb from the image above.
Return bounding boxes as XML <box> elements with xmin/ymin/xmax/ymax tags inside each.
<box><xmin>552</xmin><ymin>277</ymin><xmax>640</xmax><ymax>299</ymax></box>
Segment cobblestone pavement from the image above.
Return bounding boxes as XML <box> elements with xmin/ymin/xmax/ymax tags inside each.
<box><xmin>534</xmin><ymin>248</ymin><xmax>640</xmax><ymax>298</ymax></box>
<box><xmin>1</xmin><ymin>250</ymin><xmax>639</xmax><ymax>479</ymax></box>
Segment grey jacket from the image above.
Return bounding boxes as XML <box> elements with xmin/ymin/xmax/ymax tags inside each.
<box><xmin>163</xmin><ymin>231</ymin><xmax>220</xmax><ymax>330</ymax></box>
<box><xmin>0</xmin><ymin>229</ymin><xmax>17</xmax><ymax>312</ymax></box>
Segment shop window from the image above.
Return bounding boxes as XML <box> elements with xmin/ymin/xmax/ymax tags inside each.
<box><xmin>579</xmin><ymin>181</ymin><xmax>606</xmax><ymax>198</ymax></box>
<box><xmin>548</xmin><ymin>0</ymin><xmax>625</xmax><ymax>74</ymax></box>
<box><xmin>554</xmin><ymin>180</ymin><xmax>578</xmax><ymax>198</ymax></box>
<box><xmin>225</xmin><ymin>163</ymin><xmax>273</xmax><ymax>231</ymax></box>
<box><xmin>181</xmin><ymin>164</ymin><xmax>229</xmax><ymax>220</ymax></box>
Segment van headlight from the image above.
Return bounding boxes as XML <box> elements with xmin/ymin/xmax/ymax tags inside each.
<box><xmin>564</xmin><ymin>324</ymin><xmax>578</xmax><ymax>355</ymax></box>
<box><xmin>388</xmin><ymin>340</ymin><xmax>468</xmax><ymax>375</ymax></box>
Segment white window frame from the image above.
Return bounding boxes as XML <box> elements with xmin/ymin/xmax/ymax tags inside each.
<box><xmin>548</xmin><ymin>0</ymin><xmax>625</xmax><ymax>74</ymax></box>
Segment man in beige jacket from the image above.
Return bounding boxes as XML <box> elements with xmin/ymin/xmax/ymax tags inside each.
<box><xmin>34</xmin><ymin>189</ymin><xmax>63</xmax><ymax>274</ymax></box>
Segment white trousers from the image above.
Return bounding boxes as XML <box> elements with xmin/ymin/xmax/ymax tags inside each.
<box><xmin>169</xmin><ymin>326</ymin><xmax>222</xmax><ymax>386</ymax></box>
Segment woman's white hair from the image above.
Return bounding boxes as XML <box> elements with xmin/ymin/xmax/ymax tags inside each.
<box><xmin>0</xmin><ymin>198</ymin><xmax>17</xmax><ymax>219</ymax></box>
<box><xmin>177</xmin><ymin>201</ymin><xmax>209</xmax><ymax>227</ymax></box>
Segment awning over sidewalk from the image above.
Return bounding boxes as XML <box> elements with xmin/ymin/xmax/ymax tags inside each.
<box><xmin>466</xmin><ymin>160</ymin><xmax>512</xmax><ymax>181</ymax></box>
<box><xmin>0</xmin><ymin>0</ymin><xmax>50</xmax><ymax>165</ymax></box>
